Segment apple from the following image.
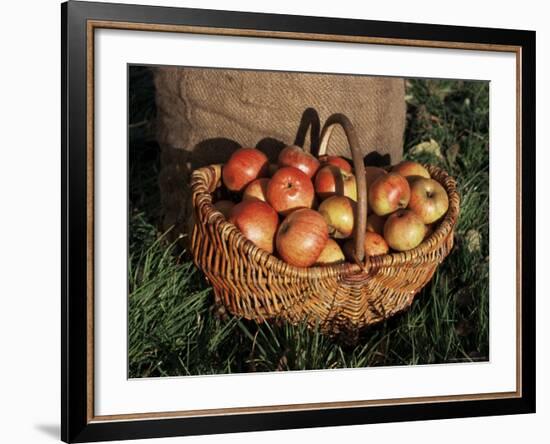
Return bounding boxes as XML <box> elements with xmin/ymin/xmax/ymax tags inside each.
<box><xmin>278</xmin><ymin>145</ymin><xmax>320</xmax><ymax>178</ymax></box>
<box><xmin>318</xmin><ymin>196</ymin><xmax>356</xmax><ymax>239</ymax></box>
<box><xmin>364</xmin><ymin>232</ymin><xmax>390</xmax><ymax>256</ymax></box>
<box><xmin>222</xmin><ymin>148</ymin><xmax>269</xmax><ymax>192</ymax></box>
<box><xmin>366</xmin><ymin>213</ymin><xmax>386</xmax><ymax>236</ymax></box>
<box><xmin>368</xmin><ymin>173</ymin><xmax>410</xmax><ymax>216</ymax></box>
<box><xmin>315</xmin><ymin>239</ymin><xmax>345</xmax><ymax>265</ymax></box>
<box><xmin>243</xmin><ymin>178</ymin><xmax>270</xmax><ymax>202</ymax></box>
<box><xmin>319</xmin><ymin>155</ymin><xmax>352</xmax><ymax>173</ymax></box>
<box><xmin>408</xmin><ymin>178</ymin><xmax>449</xmax><ymax>224</ymax></box>
<box><xmin>343</xmin><ymin>232</ymin><xmax>389</xmax><ymax>260</ymax></box>
<box><xmin>314</xmin><ymin>165</ymin><xmax>357</xmax><ymax>201</ymax></box>
<box><xmin>228</xmin><ymin>200</ymin><xmax>279</xmax><ymax>254</ymax></box>
<box><xmin>266</xmin><ymin>166</ymin><xmax>315</xmax><ymax>215</ymax></box>
<box><xmin>213</xmin><ymin>200</ymin><xmax>235</xmax><ymax>219</ymax></box>
<box><xmin>364</xmin><ymin>166</ymin><xmax>388</xmax><ymax>214</ymax></box>
<box><xmin>392</xmin><ymin>160</ymin><xmax>430</xmax><ymax>179</ymax></box>
<box><xmin>276</xmin><ymin>208</ymin><xmax>328</xmax><ymax>267</ymax></box>
<box><xmin>383</xmin><ymin>209</ymin><xmax>425</xmax><ymax>251</ymax></box>
<box><xmin>364</xmin><ymin>166</ymin><xmax>388</xmax><ymax>187</ymax></box>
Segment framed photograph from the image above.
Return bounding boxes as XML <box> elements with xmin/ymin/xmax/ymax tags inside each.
<box><xmin>62</xmin><ymin>1</ymin><xmax>535</xmax><ymax>442</ymax></box>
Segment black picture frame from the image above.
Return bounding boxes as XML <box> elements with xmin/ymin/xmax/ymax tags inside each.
<box><xmin>62</xmin><ymin>1</ymin><xmax>536</xmax><ymax>442</ymax></box>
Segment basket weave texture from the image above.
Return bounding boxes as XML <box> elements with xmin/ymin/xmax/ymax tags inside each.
<box><xmin>190</xmin><ymin>163</ymin><xmax>459</xmax><ymax>334</ymax></box>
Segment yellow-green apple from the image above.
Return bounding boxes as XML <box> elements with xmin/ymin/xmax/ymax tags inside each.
<box><xmin>276</xmin><ymin>208</ymin><xmax>328</xmax><ymax>267</ymax></box>
<box><xmin>243</xmin><ymin>178</ymin><xmax>270</xmax><ymax>202</ymax></box>
<box><xmin>383</xmin><ymin>209</ymin><xmax>425</xmax><ymax>251</ymax></box>
<box><xmin>266</xmin><ymin>166</ymin><xmax>315</xmax><ymax>215</ymax></box>
<box><xmin>318</xmin><ymin>196</ymin><xmax>356</xmax><ymax>239</ymax></box>
<box><xmin>228</xmin><ymin>200</ymin><xmax>279</xmax><ymax>253</ymax></box>
<box><xmin>392</xmin><ymin>160</ymin><xmax>430</xmax><ymax>179</ymax></box>
<box><xmin>368</xmin><ymin>173</ymin><xmax>411</xmax><ymax>216</ymax></box>
<box><xmin>314</xmin><ymin>165</ymin><xmax>357</xmax><ymax>201</ymax></box>
<box><xmin>408</xmin><ymin>178</ymin><xmax>449</xmax><ymax>224</ymax></box>
<box><xmin>213</xmin><ymin>200</ymin><xmax>235</xmax><ymax>219</ymax></box>
<box><xmin>319</xmin><ymin>155</ymin><xmax>352</xmax><ymax>173</ymax></box>
<box><xmin>222</xmin><ymin>148</ymin><xmax>268</xmax><ymax>192</ymax></box>
<box><xmin>315</xmin><ymin>239</ymin><xmax>345</xmax><ymax>265</ymax></box>
<box><xmin>278</xmin><ymin>145</ymin><xmax>320</xmax><ymax>178</ymax></box>
<box><xmin>366</xmin><ymin>213</ymin><xmax>387</xmax><ymax>236</ymax></box>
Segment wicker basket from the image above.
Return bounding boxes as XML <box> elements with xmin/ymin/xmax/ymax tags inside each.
<box><xmin>190</xmin><ymin>114</ymin><xmax>460</xmax><ymax>334</ymax></box>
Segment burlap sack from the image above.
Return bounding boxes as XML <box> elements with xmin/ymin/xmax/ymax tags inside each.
<box><xmin>154</xmin><ymin>66</ymin><xmax>406</xmax><ymax>237</ymax></box>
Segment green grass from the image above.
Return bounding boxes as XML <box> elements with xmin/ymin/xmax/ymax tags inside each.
<box><xmin>128</xmin><ymin>67</ymin><xmax>489</xmax><ymax>377</ymax></box>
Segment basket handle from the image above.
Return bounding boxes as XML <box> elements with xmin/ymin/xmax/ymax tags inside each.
<box><xmin>293</xmin><ymin>107</ymin><xmax>321</xmax><ymax>155</ymax></box>
<box><xmin>319</xmin><ymin>114</ymin><xmax>367</xmax><ymax>263</ymax></box>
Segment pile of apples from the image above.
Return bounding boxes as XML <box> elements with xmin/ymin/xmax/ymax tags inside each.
<box><xmin>213</xmin><ymin>145</ymin><xmax>449</xmax><ymax>268</ymax></box>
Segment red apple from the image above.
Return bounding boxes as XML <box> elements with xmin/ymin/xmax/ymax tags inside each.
<box><xmin>366</xmin><ymin>213</ymin><xmax>387</xmax><ymax>235</ymax></box>
<box><xmin>315</xmin><ymin>239</ymin><xmax>345</xmax><ymax>265</ymax></box>
<box><xmin>319</xmin><ymin>155</ymin><xmax>352</xmax><ymax>173</ymax></box>
<box><xmin>213</xmin><ymin>200</ymin><xmax>235</xmax><ymax>219</ymax></box>
<box><xmin>314</xmin><ymin>165</ymin><xmax>357</xmax><ymax>201</ymax></box>
<box><xmin>266</xmin><ymin>167</ymin><xmax>315</xmax><ymax>215</ymax></box>
<box><xmin>364</xmin><ymin>166</ymin><xmax>388</xmax><ymax>187</ymax></box>
<box><xmin>365</xmin><ymin>166</ymin><xmax>388</xmax><ymax>214</ymax></box>
<box><xmin>408</xmin><ymin>178</ymin><xmax>449</xmax><ymax>224</ymax></box>
<box><xmin>383</xmin><ymin>209</ymin><xmax>425</xmax><ymax>251</ymax></box>
<box><xmin>222</xmin><ymin>148</ymin><xmax>268</xmax><ymax>192</ymax></box>
<box><xmin>364</xmin><ymin>232</ymin><xmax>390</xmax><ymax>256</ymax></box>
<box><xmin>318</xmin><ymin>195</ymin><xmax>356</xmax><ymax>239</ymax></box>
<box><xmin>228</xmin><ymin>200</ymin><xmax>279</xmax><ymax>253</ymax></box>
<box><xmin>392</xmin><ymin>160</ymin><xmax>430</xmax><ymax>179</ymax></box>
<box><xmin>368</xmin><ymin>173</ymin><xmax>411</xmax><ymax>216</ymax></box>
<box><xmin>243</xmin><ymin>178</ymin><xmax>270</xmax><ymax>202</ymax></box>
<box><xmin>276</xmin><ymin>208</ymin><xmax>328</xmax><ymax>267</ymax></box>
<box><xmin>278</xmin><ymin>145</ymin><xmax>320</xmax><ymax>178</ymax></box>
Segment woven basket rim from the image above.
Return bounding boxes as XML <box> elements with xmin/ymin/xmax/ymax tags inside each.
<box><xmin>191</xmin><ymin>163</ymin><xmax>460</xmax><ymax>278</ymax></box>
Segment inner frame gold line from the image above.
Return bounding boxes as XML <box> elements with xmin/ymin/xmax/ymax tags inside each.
<box><xmin>86</xmin><ymin>19</ymin><xmax>523</xmax><ymax>423</ymax></box>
